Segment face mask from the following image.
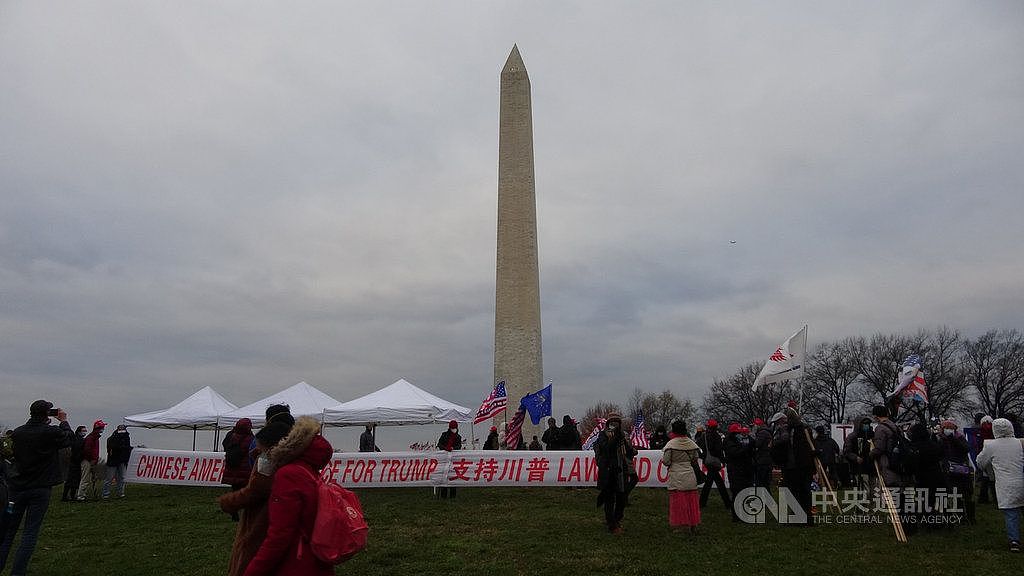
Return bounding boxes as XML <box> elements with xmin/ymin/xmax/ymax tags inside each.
<box><xmin>862</xmin><ymin>425</ymin><xmax>871</xmax><ymax>433</ymax></box>
<box><xmin>607</xmin><ymin>424</ymin><xmax>618</xmax><ymax>431</ymax></box>
<box><xmin>943</xmin><ymin>429</ymin><xmax>954</xmax><ymax>437</ymax></box>
<box><xmin>449</xmin><ymin>428</ymin><xmax>456</xmax><ymax>433</ymax></box>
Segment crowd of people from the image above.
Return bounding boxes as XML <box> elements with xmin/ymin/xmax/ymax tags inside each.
<box><xmin>581</xmin><ymin>402</ymin><xmax>1022</xmax><ymax>554</ymax></box>
<box><xmin>0</xmin><ymin>400</ymin><xmax>138</xmax><ymax>575</ymax></box>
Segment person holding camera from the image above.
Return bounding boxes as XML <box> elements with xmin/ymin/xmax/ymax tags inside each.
<box><xmin>0</xmin><ymin>400</ymin><xmax>75</xmax><ymax>575</ymax></box>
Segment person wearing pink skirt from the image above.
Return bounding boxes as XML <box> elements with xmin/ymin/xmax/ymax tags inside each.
<box><xmin>662</xmin><ymin>420</ymin><xmax>702</xmax><ymax>533</ymax></box>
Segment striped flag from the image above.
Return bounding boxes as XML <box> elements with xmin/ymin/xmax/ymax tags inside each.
<box><xmin>582</xmin><ymin>418</ymin><xmax>607</xmax><ymax>450</ymax></box>
<box><xmin>505</xmin><ymin>406</ymin><xmax>526</xmax><ymax>449</ymax></box>
<box><xmin>629</xmin><ymin>410</ymin><xmax>650</xmax><ymax>449</ymax></box>
<box><xmin>891</xmin><ymin>355</ymin><xmax>929</xmax><ymax>405</ymax></box>
<box><xmin>474</xmin><ymin>381</ymin><xmax>508</xmax><ymax>424</ymax></box>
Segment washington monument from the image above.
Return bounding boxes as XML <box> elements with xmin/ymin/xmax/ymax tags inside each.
<box><xmin>494</xmin><ymin>45</ymin><xmax>545</xmax><ymax>442</ymax></box>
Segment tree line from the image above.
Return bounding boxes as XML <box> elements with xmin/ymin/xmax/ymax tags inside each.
<box><xmin>582</xmin><ymin>327</ymin><xmax>1024</xmax><ymax>436</ymax></box>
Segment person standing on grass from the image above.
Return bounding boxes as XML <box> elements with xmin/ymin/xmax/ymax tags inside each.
<box><xmin>594</xmin><ymin>412</ymin><xmax>636</xmax><ymax>534</ymax></box>
<box><xmin>698</xmin><ymin>419</ymin><xmax>731</xmax><ymax>512</ymax></box>
<box><xmin>0</xmin><ymin>400</ymin><xmax>75</xmax><ymax>576</ymax></box>
<box><xmin>220</xmin><ymin>405</ymin><xmax>296</xmax><ymax>576</ymax></box>
<box><xmin>843</xmin><ymin>417</ymin><xmax>876</xmax><ymax>493</ymax></box>
<box><xmin>940</xmin><ymin>419</ymin><xmax>975</xmax><ymax>524</ymax></box>
<box><xmin>976</xmin><ymin>417</ymin><xmax>1024</xmax><ymax>553</ymax></box>
<box><xmin>752</xmin><ymin>418</ymin><xmax>773</xmax><ymax>489</ymax></box>
<box><xmin>101</xmin><ymin>425</ymin><xmax>132</xmax><ymax>499</ymax></box>
<box><xmin>662</xmin><ymin>420</ymin><xmax>702</xmax><ymax>534</ymax></box>
<box><xmin>61</xmin><ymin>426</ymin><xmax>86</xmax><ymax>502</ymax></box>
<box><xmin>437</xmin><ymin>420</ymin><xmax>462</xmax><ymax>499</ymax></box>
<box><xmin>813</xmin><ymin>425</ymin><xmax>841</xmax><ymax>489</ymax></box>
<box><xmin>771</xmin><ymin>408</ymin><xmax>815</xmax><ymax>526</ymax></box>
<box><xmin>76</xmin><ymin>419</ymin><xmax>106</xmax><ymax>501</ymax></box>
<box><xmin>976</xmin><ymin>415</ymin><xmax>997</xmax><ymax>505</ymax></box>
<box><xmin>241</xmin><ymin>417</ymin><xmax>335</xmax><ymax>576</ymax></box>
<box><xmin>723</xmin><ymin>422</ymin><xmax>754</xmax><ymax>508</ymax></box>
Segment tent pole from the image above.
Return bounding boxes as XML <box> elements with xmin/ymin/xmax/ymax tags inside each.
<box><xmin>192</xmin><ymin>426</ymin><xmax>197</xmax><ymax>451</ymax></box>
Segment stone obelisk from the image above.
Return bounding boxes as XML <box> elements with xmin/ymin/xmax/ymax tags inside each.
<box><xmin>494</xmin><ymin>45</ymin><xmax>544</xmax><ymax>442</ymax></box>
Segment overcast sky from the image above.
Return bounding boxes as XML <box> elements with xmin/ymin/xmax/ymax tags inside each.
<box><xmin>2</xmin><ymin>2</ymin><xmax>1022</xmax><ymax>449</ymax></box>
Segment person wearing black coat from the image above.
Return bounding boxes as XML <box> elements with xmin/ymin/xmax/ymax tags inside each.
<box><xmin>909</xmin><ymin>423</ymin><xmax>946</xmax><ymax>526</ymax></box>
<box><xmin>437</xmin><ymin>420</ymin><xmax>462</xmax><ymax>499</ymax></box>
<box><xmin>843</xmin><ymin>417</ymin><xmax>876</xmax><ymax>493</ymax></box>
<box><xmin>752</xmin><ymin>418</ymin><xmax>774</xmax><ymax>488</ymax></box>
<box><xmin>772</xmin><ymin>409</ymin><xmax>816</xmax><ymax>525</ymax></box>
<box><xmin>483</xmin><ymin>426</ymin><xmax>500</xmax><ymax>450</ymax></box>
<box><xmin>102</xmin><ymin>425</ymin><xmax>132</xmax><ymax>499</ymax></box>
<box><xmin>939</xmin><ymin>420</ymin><xmax>974</xmax><ymax>523</ymax></box>
<box><xmin>723</xmin><ymin>424</ymin><xmax>755</xmax><ymax>500</ymax></box>
<box><xmin>559</xmin><ymin>415</ymin><xmax>582</xmax><ymax>450</ymax></box>
<box><xmin>0</xmin><ymin>400</ymin><xmax>75</xmax><ymax>576</ymax></box>
<box><xmin>699</xmin><ymin>420</ymin><xmax>732</xmax><ymax>511</ymax></box>
<box><xmin>61</xmin><ymin>427</ymin><xmax>87</xmax><ymax>502</ymax></box>
<box><xmin>541</xmin><ymin>418</ymin><xmax>561</xmax><ymax>450</ymax></box>
<box><xmin>593</xmin><ymin>413</ymin><xmax>636</xmax><ymax>534</ymax></box>
<box><xmin>649</xmin><ymin>425</ymin><xmax>670</xmax><ymax>451</ymax></box>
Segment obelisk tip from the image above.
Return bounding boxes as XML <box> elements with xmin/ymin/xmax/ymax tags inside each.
<box><xmin>503</xmin><ymin>45</ymin><xmax>526</xmax><ymax>75</ymax></box>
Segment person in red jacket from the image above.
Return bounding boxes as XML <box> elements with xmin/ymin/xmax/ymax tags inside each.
<box><xmin>242</xmin><ymin>416</ymin><xmax>334</xmax><ymax>576</ymax></box>
<box><xmin>76</xmin><ymin>420</ymin><xmax>106</xmax><ymax>501</ymax></box>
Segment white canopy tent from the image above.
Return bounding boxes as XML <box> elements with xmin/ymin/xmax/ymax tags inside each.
<box><xmin>322</xmin><ymin>378</ymin><xmax>473</xmax><ymax>427</ymax></box>
<box><xmin>221</xmin><ymin>381</ymin><xmax>341</xmax><ymax>427</ymax></box>
<box><xmin>123</xmin><ymin>386</ymin><xmax>238</xmax><ymax>450</ymax></box>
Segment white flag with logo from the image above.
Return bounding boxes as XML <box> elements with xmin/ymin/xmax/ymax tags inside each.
<box><xmin>752</xmin><ymin>325</ymin><xmax>807</xmax><ymax>390</ymax></box>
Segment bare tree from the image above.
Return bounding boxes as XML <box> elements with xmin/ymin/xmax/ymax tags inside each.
<box><xmin>918</xmin><ymin>326</ymin><xmax>971</xmax><ymax>419</ymax></box>
<box><xmin>640</xmin><ymin>389</ymin><xmax>696</xmax><ymax>430</ymax></box>
<box><xmin>802</xmin><ymin>338</ymin><xmax>860</xmax><ymax>424</ymax></box>
<box><xmin>852</xmin><ymin>333</ymin><xmax>922</xmax><ymax>411</ymax></box>
<box><xmin>702</xmin><ymin>361</ymin><xmax>797</xmax><ymax>425</ymax></box>
<box><xmin>580</xmin><ymin>401</ymin><xmax>623</xmax><ymax>439</ymax></box>
<box><xmin>963</xmin><ymin>329</ymin><xmax>1024</xmax><ymax>418</ymax></box>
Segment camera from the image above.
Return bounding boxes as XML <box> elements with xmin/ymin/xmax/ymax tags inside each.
<box><xmin>48</xmin><ymin>408</ymin><xmax>59</xmax><ymax>417</ymax></box>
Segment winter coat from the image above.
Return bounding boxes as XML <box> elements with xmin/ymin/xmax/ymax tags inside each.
<box><xmin>700</xmin><ymin>429</ymin><xmax>725</xmax><ymax>468</ymax></box>
<box><xmin>909</xmin><ymin>429</ymin><xmax>945</xmax><ymax>490</ymax></box>
<box><xmin>541</xmin><ymin>426</ymin><xmax>560</xmax><ymax>450</ymax></box>
<box><xmin>649</xmin><ymin>430</ymin><xmax>670</xmax><ymax>451</ymax></box>
<box><xmin>437</xmin><ymin>430</ymin><xmax>462</xmax><ymax>451</ymax></box>
<box><xmin>843</xmin><ymin>426</ymin><xmax>875</xmax><ymax>475</ymax></box>
<box><xmin>82</xmin><ymin>429</ymin><xmax>102</xmax><ymax>464</ymax></box>
<box><xmin>483</xmin><ymin>432</ymin><xmax>499</xmax><ymax>450</ymax></box>
<box><xmin>223</xmin><ymin>420</ymin><xmax>255</xmax><ymax>486</ymax></box>
<box><xmin>723</xmin><ymin>433</ymin><xmax>755</xmax><ymax>488</ymax></box>
<box><xmin>358</xmin><ymin>431</ymin><xmax>378</xmax><ymax>453</ymax></box>
<box><xmin>976</xmin><ymin>418</ymin><xmax>1024</xmax><ymax>510</ymax></box>
<box><xmin>220</xmin><ymin>416</ymin><xmax>316</xmax><ymax>576</ymax></box>
<box><xmin>106</xmin><ymin>430</ymin><xmax>132</xmax><ymax>467</ymax></box>
<box><xmin>870</xmin><ymin>420</ymin><xmax>910</xmax><ymax>485</ymax></box>
<box><xmin>242</xmin><ymin>418</ymin><xmax>335</xmax><ymax>576</ymax></box>
<box><xmin>753</xmin><ymin>427</ymin><xmax>773</xmax><ymax>467</ymax></box>
<box><xmin>771</xmin><ymin>421</ymin><xmax>814</xmax><ymax>472</ymax></box>
<box><xmin>594</xmin><ymin>431</ymin><xmax>637</xmax><ymax>494</ymax></box>
<box><xmin>814</xmin><ymin>435</ymin><xmax>841</xmax><ymax>465</ymax></box>
<box><xmin>559</xmin><ymin>417</ymin><xmax>582</xmax><ymax>450</ymax></box>
<box><xmin>662</xmin><ymin>436</ymin><xmax>700</xmax><ymax>491</ymax></box>
<box><xmin>7</xmin><ymin>418</ymin><xmax>75</xmax><ymax>490</ymax></box>
<box><xmin>940</xmin><ymin>433</ymin><xmax>972</xmax><ymax>470</ymax></box>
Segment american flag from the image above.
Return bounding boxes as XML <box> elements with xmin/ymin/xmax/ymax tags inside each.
<box><xmin>582</xmin><ymin>418</ymin><xmax>607</xmax><ymax>450</ymax></box>
<box><xmin>474</xmin><ymin>381</ymin><xmax>508</xmax><ymax>424</ymax></box>
<box><xmin>505</xmin><ymin>406</ymin><xmax>526</xmax><ymax>449</ymax></box>
<box><xmin>629</xmin><ymin>410</ymin><xmax>650</xmax><ymax>449</ymax></box>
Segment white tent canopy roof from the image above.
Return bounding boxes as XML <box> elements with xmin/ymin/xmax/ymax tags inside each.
<box><xmin>322</xmin><ymin>378</ymin><xmax>473</xmax><ymax>426</ymax></box>
<box><xmin>222</xmin><ymin>381</ymin><xmax>341</xmax><ymax>427</ymax></box>
<box><xmin>124</xmin><ymin>386</ymin><xmax>238</xmax><ymax>430</ymax></box>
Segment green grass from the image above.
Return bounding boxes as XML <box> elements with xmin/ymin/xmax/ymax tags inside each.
<box><xmin>13</xmin><ymin>485</ymin><xmax>1017</xmax><ymax>575</ymax></box>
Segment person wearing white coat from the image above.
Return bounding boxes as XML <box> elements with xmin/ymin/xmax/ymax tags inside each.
<box><xmin>976</xmin><ymin>418</ymin><xmax>1024</xmax><ymax>552</ymax></box>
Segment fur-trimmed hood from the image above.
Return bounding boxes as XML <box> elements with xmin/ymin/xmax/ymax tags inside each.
<box><xmin>266</xmin><ymin>416</ymin><xmax>321</xmax><ymax>468</ymax></box>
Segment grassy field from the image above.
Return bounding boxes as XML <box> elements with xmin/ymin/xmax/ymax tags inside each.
<box><xmin>15</xmin><ymin>484</ymin><xmax>1016</xmax><ymax>576</ymax></box>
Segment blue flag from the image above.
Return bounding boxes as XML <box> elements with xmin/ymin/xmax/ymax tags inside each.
<box><xmin>520</xmin><ymin>383</ymin><xmax>552</xmax><ymax>425</ymax></box>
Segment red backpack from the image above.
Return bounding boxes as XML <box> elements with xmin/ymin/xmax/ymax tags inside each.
<box><xmin>299</xmin><ymin>467</ymin><xmax>368</xmax><ymax>564</ymax></box>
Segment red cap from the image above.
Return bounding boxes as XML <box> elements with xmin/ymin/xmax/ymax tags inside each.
<box><xmin>727</xmin><ymin>423</ymin><xmax>742</xmax><ymax>434</ymax></box>
<box><xmin>489</xmin><ymin>426</ymin><xmax>497</xmax><ymax>432</ymax></box>
<box><xmin>753</xmin><ymin>418</ymin><xmax>765</xmax><ymax>426</ymax></box>
<box><xmin>93</xmin><ymin>419</ymin><xmax>107</xmax><ymax>429</ymax></box>
<box><xmin>787</xmin><ymin>400</ymin><xmax>798</xmax><ymax>409</ymax></box>
<box><xmin>448</xmin><ymin>420</ymin><xmax>458</xmax><ymax>428</ymax></box>
<box><xmin>741</xmin><ymin>426</ymin><xmax>751</xmax><ymax>434</ymax></box>
<box><xmin>706</xmin><ymin>419</ymin><xmax>718</xmax><ymax>428</ymax></box>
